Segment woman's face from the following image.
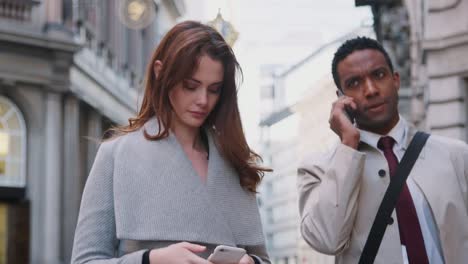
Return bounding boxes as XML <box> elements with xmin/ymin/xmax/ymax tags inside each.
<box><xmin>169</xmin><ymin>55</ymin><xmax>224</xmax><ymax>130</ymax></box>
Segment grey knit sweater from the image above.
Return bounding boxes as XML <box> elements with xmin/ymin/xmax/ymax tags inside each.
<box><xmin>71</xmin><ymin>119</ymin><xmax>270</xmax><ymax>264</ymax></box>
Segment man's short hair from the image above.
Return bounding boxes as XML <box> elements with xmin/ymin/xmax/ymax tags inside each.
<box><xmin>332</xmin><ymin>36</ymin><xmax>394</xmax><ymax>90</ymax></box>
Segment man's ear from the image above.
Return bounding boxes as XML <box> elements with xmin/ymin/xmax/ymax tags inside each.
<box><xmin>153</xmin><ymin>60</ymin><xmax>163</xmax><ymax>78</ymax></box>
<box><xmin>393</xmin><ymin>71</ymin><xmax>400</xmax><ymax>92</ymax></box>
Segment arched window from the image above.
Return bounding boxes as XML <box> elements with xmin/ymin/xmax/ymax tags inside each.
<box><xmin>0</xmin><ymin>96</ymin><xmax>26</xmax><ymax>188</ymax></box>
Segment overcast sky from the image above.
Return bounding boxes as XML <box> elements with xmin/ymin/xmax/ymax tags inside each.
<box><xmin>180</xmin><ymin>0</ymin><xmax>372</xmax><ymax>147</ymax></box>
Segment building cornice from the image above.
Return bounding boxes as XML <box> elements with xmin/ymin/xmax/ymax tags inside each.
<box><xmin>71</xmin><ymin>49</ymin><xmax>138</xmax><ymax>124</ymax></box>
<box><xmin>260</xmin><ymin>107</ymin><xmax>293</xmax><ymax>127</ymax></box>
<box><xmin>428</xmin><ymin>0</ymin><xmax>461</xmax><ymax>12</ymax></box>
<box><xmin>0</xmin><ymin>21</ymin><xmax>80</xmax><ymax>54</ymax></box>
<box><xmin>423</xmin><ymin>32</ymin><xmax>468</xmax><ymax>51</ymax></box>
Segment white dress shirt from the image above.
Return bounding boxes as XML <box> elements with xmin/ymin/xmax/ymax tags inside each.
<box><xmin>359</xmin><ymin>116</ymin><xmax>444</xmax><ymax>264</ymax></box>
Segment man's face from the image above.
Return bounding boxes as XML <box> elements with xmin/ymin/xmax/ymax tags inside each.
<box><xmin>337</xmin><ymin>49</ymin><xmax>400</xmax><ymax>134</ymax></box>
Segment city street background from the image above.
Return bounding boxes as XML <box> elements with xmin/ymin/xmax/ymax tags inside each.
<box><xmin>1</xmin><ymin>0</ymin><xmax>467</xmax><ymax>263</ymax></box>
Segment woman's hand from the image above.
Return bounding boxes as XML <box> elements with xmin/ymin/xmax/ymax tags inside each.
<box><xmin>238</xmin><ymin>254</ymin><xmax>256</xmax><ymax>264</ymax></box>
<box><xmin>149</xmin><ymin>242</ymin><xmax>213</xmax><ymax>264</ymax></box>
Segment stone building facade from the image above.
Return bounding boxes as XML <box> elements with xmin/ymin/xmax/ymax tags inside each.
<box><xmin>357</xmin><ymin>0</ymin><xmax>468</xmax><ymax>140</ymax></box>
<box><xmin>0</xmin><ymin>1</ymin><xmax>184</xmax><ymax>263</ymax></box>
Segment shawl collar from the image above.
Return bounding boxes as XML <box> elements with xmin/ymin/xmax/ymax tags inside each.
<box><xmin>111</xmin><ymin>118</ymin><xmax>265</xmax><ymax>246</ymax></box>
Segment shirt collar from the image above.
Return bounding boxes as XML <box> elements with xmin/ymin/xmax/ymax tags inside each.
<box><xmin>359</xmin><ymin>115</ymin><xmax>408</xmax><ymax>151</ymax></box>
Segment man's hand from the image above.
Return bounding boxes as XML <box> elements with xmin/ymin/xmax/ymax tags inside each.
<box><xmin>149</xmin><ymin>242</ymin><xmax>213</xmax><ymax>264</ymax></box>
<box><xmin>329</xmin><ymin>96</ymin><xmax>360</xmax><ymax>149</ymax></box>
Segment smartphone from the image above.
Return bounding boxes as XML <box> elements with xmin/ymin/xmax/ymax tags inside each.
<box><xmin>336</xmin><ymin>89</ymin><xmax>356</xmax><ymax>124</ymax></box>
<box><xmin>208</xmin><ymin>245</ymin><xmax>246</xmax><ymax>264</ymax></box>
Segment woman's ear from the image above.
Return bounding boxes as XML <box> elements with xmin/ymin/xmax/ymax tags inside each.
<box><xmin>153</xmin><ymin>60</ymin><xmax>163</xmax><ymax>78</ymax></box>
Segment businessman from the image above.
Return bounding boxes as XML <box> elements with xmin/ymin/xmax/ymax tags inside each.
<box><xmin>297</xmin><ymin>36</ymin><xmax>468</xmax><ymax>264</ymax></box>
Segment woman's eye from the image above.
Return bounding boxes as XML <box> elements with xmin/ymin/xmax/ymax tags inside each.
<box><xmin>183</xmin><ymin>81</ymin><xmax>198</xmax><ymax>90</ymax></box>
<box><xmin>209</xmin><ymin>87</ymin><xmax>221</xmax><ymax>94</ymax></box>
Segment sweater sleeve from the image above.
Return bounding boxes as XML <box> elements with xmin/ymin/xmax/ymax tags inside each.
<box><xmin>245</xmin><ymin>244</ymin><xmax>271</xmax><ymax>264</ymax></box>
<box><xmin>71</xmin><ymin>140</ymin><xmax>146</xmax><ymax>264</ymax></box>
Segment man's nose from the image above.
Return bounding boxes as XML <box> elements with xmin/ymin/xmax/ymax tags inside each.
<box><xmin>363</xmin><ymin>78</ymin><xmax>379</xmax><ymax>97</ymax></box>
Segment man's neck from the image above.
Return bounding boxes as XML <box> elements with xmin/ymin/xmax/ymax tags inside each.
<box><xmin>358</xmin><ymin>115</ymin><xmax>400</xmax><ymax>135</ymax></box>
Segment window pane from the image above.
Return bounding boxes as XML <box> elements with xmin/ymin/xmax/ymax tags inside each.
<box><xmin>6</xmin><ymin>116</ymin><xmax>19</xmax><ymax>130</ymax></box>
<box><xmin>0</xmin><ymin>103</ymin><xmax>7</xmax><ymax>116</ymax></box>
<box><xmin>8</xmin><ymin>162</ymin><xmax>20</xmax><ymax>180</ymax></box>
<box><xmin>0</xmin><ymin>97</ymin><xmax>25</xmax><ymax>188</ymax></box>
<box><xmin>0</xmin><ymin>133</ymin><xmax>8</xmax><ymax>158</ymax></box>
<box><xmin>9</xmin><ymin>135</ymin><xmax>21</xmax><ymax>159</ymax></box>
<box><xmin>0</xmin><ymin>160</ymin><xmax>4</xmax><ymax>175</ymax></box>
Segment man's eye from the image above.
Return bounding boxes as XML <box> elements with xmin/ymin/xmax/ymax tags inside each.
<box><xmin>348</xmin><ymin>79</ymin><xmax>359</xmax><ymax>88</ymax></box>
<box><xmin>375</xmin><ymin>71</ymin><xmax>385</xmax><ymax>79</ymax></box>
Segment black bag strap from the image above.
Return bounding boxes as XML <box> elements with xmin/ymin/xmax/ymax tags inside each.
<box><xmin>358</xmin><ymin>131</ymin><xmax>430</xmax><ymax>264</ymax></box>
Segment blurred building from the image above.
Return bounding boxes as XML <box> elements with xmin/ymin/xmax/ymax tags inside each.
<box><xmin>258</xmin><ymin>26</ymin><xmax>373</xmax><ymax>264</ymax></box>
<box><xmin>0</xmin><ymin>0</ymin><xmax>184</xmax><ymax>263</ymax></box>
<box><xmin>357</xmin><ymin>0</ymin><xmax>468</xmax><ymax>141</ymax></box>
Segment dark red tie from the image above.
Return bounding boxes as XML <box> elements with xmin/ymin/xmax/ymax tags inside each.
<box><xmin>377</xmin><ymin>136</ymin><xmax>429</xmax><ymax>264</ymax></box>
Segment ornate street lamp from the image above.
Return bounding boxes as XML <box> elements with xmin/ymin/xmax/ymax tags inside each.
<box><xmin>207</xmin><ymin>10</ymin><xmax>239</xmax><ymax>47</ymax></box>
<box><xmin>118</xmin><ymin>0</ymin><xmax>156</xmax><ymax>30</ymax></box>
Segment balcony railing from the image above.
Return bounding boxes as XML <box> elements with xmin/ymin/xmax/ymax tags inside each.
<box><xmin>0</xmin><ymin>0</ymin><xmax>40</xmax><ymax>21</ymax></box>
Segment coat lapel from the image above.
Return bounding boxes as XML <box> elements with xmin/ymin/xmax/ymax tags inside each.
<box><xmin>406</xmin><ymin>126</ymin><xmax>426</xmax><ymax>159</ymax></box>
<box><xmin>403</xmin><ymin>127</ymin><xmax>468</xmax><ymax>263</ymax></box>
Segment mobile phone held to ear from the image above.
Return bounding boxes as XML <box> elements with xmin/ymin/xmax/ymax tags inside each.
<box><xmin>336</xmin><ymin>90</ymin><xmax>356</xmax><ymax>124</ymax></box>
<box><xmin>208</xmin><ymin>245</ymin><xmax>246</xmax><ymax>264</ymax></box>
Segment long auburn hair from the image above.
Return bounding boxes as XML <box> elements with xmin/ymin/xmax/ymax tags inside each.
<box><xmin>113</xmin><ymin>21</ymin><xmax>270</xmax><ymax>192</ymax></box>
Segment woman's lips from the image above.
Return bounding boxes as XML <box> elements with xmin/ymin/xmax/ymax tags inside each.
<box><xmin>189</xmin><ymin>111</ymin><xmax>207</xmax><ymax>119</ymax></box>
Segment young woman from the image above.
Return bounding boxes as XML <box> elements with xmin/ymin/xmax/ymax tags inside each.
<box><xmin>71</xmin><ymin>21</ymin><xmax>271</xmax><ymax>264</ymax></box>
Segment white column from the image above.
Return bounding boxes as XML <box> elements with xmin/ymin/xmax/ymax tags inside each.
<box><xmin>46</xmin><ymin>0</ymin><xmax>63</xmax><ymax>24</ymax></box>
<box><xmin>404</xmin><ymin>0</ymin><xmax>427</xmax><ymax>127</ymax></box>
<box><xmin>63</xmin><ymin>95</ymin><xmax>81</xmax><ymax>263</ymax></box>
<box><xmin>44</xmin><ymin>92</ymin><xmax>62</xmax><ymax>264</ymax></box>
